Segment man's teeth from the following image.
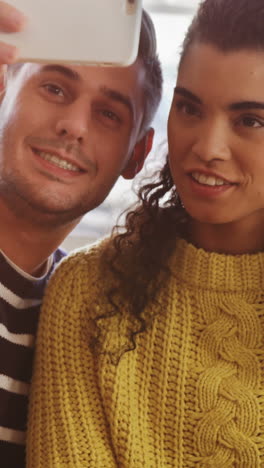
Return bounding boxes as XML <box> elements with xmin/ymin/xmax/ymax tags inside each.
<box><xmin>37</xmin><ymin>150</ymin><xmax>81</xmax><ymax>172</ymax></box>
<box><xmin>191</xmin><ymin>171</ymin><xmax>229</xmax><ymax>186</ymax></box>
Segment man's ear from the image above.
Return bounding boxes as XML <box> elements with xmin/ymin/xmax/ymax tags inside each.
<box><xmin>122</xmin><ymin>127</ymin><xmax>154</xmax><ymax>180</ymax></box>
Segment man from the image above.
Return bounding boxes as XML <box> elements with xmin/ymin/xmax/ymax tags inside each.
<box><xmin>0</xmin><ymin>2</ymin><xmax>163</xmax><ymax>466</ymax></box>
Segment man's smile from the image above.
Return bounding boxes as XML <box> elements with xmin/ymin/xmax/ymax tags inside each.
<box><xmin>33</xmin><ymin>148</ymin><xmax>84</xmax><ymax>173</ymax></box>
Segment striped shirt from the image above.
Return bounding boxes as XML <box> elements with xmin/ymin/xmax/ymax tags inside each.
<box><xmin>0</xmin><ymin>248</ymin><xmax>65</xmax><ymax>468</ymax></box>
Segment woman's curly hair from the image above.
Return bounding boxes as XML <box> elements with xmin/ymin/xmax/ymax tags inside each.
<box><xmin>92</xmin><ymin>158</ymin><xmax>189</xmax><ymax>360</ymax></box>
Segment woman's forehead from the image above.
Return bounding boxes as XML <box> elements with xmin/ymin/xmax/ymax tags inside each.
<box><xmin>177</xmin><ymin>43</ymin><xmax>264</xmax><ymax>104</ymax></box>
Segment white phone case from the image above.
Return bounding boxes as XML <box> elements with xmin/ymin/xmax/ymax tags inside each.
<box><xmin>0</xmin><ymin>0</ymin><xmax>142</xmax><ymax>66</ymax></box>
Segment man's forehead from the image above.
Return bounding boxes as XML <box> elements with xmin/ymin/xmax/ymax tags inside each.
<box><xmin>17</xmin><ymin>60</ymin><xmax>145</xmax><ymax>87</ymax></box>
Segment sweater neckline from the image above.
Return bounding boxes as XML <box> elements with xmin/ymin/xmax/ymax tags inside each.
<box><xmin>170</xmin><ymin>238</ymin><xmax>264</xmax><ymax>292</ymax></box>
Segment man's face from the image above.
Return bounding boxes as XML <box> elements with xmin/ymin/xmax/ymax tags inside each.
<box><xmin>168</xmin><ymin>43</ymin><xmax>264</xmax><ymax>230</ymax></box>
<box><xmin>0</xmin><ymin>61</ymin><xmax>147</xmax><ymax>225</ymax></box>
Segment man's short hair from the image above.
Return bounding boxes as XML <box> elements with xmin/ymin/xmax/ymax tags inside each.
<box><xmin>137</xmin><ymin>10</ymin><xmax>163</xmax><ymax>137</ymax></box>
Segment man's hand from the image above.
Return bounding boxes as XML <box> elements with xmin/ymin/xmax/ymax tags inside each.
<box><xmin>0</xmin><ymin>1</ymin><xmax>26</xmax><ymax>63</ymax></box>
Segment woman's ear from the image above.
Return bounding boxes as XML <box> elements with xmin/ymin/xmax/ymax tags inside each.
<box><xmin>122</xmin><ymin>128</ymin><xmax>154</xmax><ymax>180</ymax></box>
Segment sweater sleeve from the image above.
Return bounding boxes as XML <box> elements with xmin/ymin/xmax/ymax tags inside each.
<box><xmin>26</xmin><ymin>244</ymin><xmax>117</xmax><ymax>468</ymax></box>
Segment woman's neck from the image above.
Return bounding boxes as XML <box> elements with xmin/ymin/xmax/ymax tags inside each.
<box><xmin>188</xmin><ymin>217</ymin><xmax>264</xmax><ymax>255</ymax></box>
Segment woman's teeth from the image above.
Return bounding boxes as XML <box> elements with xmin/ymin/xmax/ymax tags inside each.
<box><xmin>191</xmin><ymin>171</ymin><xmax>229</xmax><ymax>186</ymax></box>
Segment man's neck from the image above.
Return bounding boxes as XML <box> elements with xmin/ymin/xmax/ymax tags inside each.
<box><xmin>0</xmin><ymin>226</ymin><xmax>64</xmax><ymax>276</ymax></box>
<box><xmin>0</xmin><ymin>200</ymin><xmax>77</xmax><ymax>275</ymax></box>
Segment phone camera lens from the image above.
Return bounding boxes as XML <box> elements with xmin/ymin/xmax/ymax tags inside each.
<box><xmin>127</xmin><ymin>0</ymin><xmax>137</xmax><ymax>13</ymax></box>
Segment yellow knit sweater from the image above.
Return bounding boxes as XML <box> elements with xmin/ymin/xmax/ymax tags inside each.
<box><xmin>26</xmin><ymin>239</ymin><xmax>264</xmax><ymax>467</ymax></box>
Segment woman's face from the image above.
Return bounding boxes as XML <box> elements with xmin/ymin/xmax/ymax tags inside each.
<box><xmin>168</xmin><ymin>42</ymin><xmax>264</xmax><ymax>232</ymax></box>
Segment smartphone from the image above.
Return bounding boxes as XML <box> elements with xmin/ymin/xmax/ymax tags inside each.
<box><xmin>0</xmin><ymin>0</ymin><xmax>143</xmax><ymax>66</ymax></box>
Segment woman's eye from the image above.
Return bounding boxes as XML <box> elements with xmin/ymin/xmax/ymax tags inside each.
<box><xmin>42</xmin><ymin>83</ymin><xmax>65</xmax><ymax>97</ymax></box>
<box><xmin>176</xmin><ymin>100</ymin><xmax>200</xmax><ymax>117</ymax></box>
<box><xmin>239</xmin><ymin>116</ymin><xmax>264</xmax><ymax>128</ymax></box>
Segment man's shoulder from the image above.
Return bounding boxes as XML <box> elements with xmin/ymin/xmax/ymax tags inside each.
<box><xmin>44</xmin><ymin>237</ymin><xmax>115</xmax><ymax>311</ymax></box>
<box><xmin>53</xmin><ymin>246</ymin><xmax>67</xmax><ymax>264</ymax></box>
<box><xmin>50</xmin><ymin>237</ymin><xmax>112</xmax><ymax>282</ymax></box>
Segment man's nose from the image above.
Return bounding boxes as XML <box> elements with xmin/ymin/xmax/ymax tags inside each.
<box><xmin>191</xmin><ymin>119</ymin><xmax>232</xmax><ymax>163</ymax></box>
<box><xmin>55</xmin><ymin>103</ymin><xmax>88</xmax><ymax>143</ymax></box>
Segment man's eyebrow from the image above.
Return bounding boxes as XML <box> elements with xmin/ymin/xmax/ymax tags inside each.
<box><xmin>40</xmin><ymin>64</ymin><xmax>80</xmax><ymax>81</ymax></box>
<box><xmin>229</xmin><ymin>101</ymin><xmax>264</xmax><ymax>111</ymax></box>
<box><xmin>174</xmin><ymin>86</ymin><xmax>202</xmax><ymax>105</ymax></box>
<box><xmin>100</xmin><ymin>86</ymin><xmax>134</xmax><ymax>117</ymax></box>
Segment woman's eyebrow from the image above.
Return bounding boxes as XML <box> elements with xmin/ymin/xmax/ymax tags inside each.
<box><xmin>175</xmin><ymin>87</ymin><xmax>264</xmax><ymax>112</ymax></box>
<box><xmin>228</xmin><ymin>101</ymin><xmax>264</xmax><ymax>111</ymax></box>
<box><xmin>174</xmin><ymin>86</ymin><xmax>202</xmax><ymax>104</ymax></box>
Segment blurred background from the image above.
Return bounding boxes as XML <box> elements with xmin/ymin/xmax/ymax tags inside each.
<box><xmin>62</xmin><ymin>0</ymin><xmax>199</xmax><ymax>251</ymax></box>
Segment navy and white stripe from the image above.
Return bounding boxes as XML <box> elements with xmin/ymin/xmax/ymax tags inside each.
<box><xmin>0</xmin><ymin>248</ymin><xmax>65</xmax><ymax>468</ymax></box>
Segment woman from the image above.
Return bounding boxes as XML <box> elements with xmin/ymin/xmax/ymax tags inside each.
<box><xmin>27</xmin><ymin>0</ymin><xmax>264</xmax><ymax>466</ymax></box>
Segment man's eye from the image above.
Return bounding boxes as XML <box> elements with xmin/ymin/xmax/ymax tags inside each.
<box><xmin>101</xmin><ymin>110</ymin><xmax>120</xmax><ymax>121</ymax></box>
<box><xmin>42</xmin><ymin>83</ymin><xmax>64</xmax><ymax>97</ymax></box>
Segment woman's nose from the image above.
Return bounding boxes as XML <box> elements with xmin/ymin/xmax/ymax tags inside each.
<box><xmin>191</xmin><ymin>120</ymin><xmax>232</xmax><ymax>163</ymax></box>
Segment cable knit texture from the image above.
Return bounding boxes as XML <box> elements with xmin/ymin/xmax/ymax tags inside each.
<box><xmin>26</xmin><ymin>239</ymin><xmax>264</xmax><ymax>467</ymax></box>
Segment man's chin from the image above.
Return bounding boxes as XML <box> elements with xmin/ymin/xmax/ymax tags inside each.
<box><xmin>2</xmin><ymin>191</ymin><xmax>86</xmax><ymax>228</ymax></box>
